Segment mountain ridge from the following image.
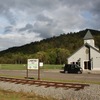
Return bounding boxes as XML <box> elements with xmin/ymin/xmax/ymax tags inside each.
<box><xmin>0</xmin><ymin>28</ymin><xmax>100</xmax><ymax>55</ymax></box>
<box><xmin>0</xmin><ymin>28</ymin><xmax>100</xmax><ymax>64</ymax></box>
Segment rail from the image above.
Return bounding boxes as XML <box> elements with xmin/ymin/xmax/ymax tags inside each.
<box><xmin>0</xmin><ymin>77</ymin><xmax>89</xmax><ymax>90</ymax></box>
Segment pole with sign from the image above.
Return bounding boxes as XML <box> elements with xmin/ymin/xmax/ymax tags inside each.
<box><xmin>27</xmin><ymin>59</ymin><xmax>40</xmax><ymax>80</ymax></box>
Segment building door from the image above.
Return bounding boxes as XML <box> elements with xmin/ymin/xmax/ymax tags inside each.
<box><xmin>84</xmin><ymin>61</ymin><xmax>88</xmax><ymax>69</ymax></box>
<box><xmin>88</xmin><ymin>61</ymin><xmax>91</xmax><ymax>70</ymax></box>
<box><xmin>84</xmin><ymin>61</ymin><xmax>91</xmax><ymax>70</ymax></box>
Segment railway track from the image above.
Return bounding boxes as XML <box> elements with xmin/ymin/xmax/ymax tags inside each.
<box><xmin>0</xmin><ymin>77</ymin><xmax>89</xmax><ymax>90</ymax></box>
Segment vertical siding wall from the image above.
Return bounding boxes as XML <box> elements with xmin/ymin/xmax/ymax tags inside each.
<box><xmin>90</xmin><ymin>48</ymin><xmax>100</xmax><ymax>70</ymax></box>
<box><xmin>68</xmin><ymin>46</ymin><xmax>89</xmax><ymax>69</ymax></box>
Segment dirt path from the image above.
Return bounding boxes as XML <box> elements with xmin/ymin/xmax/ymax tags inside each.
<box><xmin>0</xmin><ymin>70</ymin><xmax>100</xmax><ymax>83</ymax></box>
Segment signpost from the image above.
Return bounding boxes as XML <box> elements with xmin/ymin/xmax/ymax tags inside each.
<box><xmin>27</xmin><ymin>59</ymin><xmax>40</xmax><ymax>80</ymax></box>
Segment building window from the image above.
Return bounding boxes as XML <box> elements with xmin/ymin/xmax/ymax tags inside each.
<box><xmin>85</xmin><ymin>48</ymin><xmax>89</xmax><ymax>54</ymax></box>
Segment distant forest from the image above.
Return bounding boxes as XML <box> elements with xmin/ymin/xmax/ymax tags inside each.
<box><xmin>0</xmin><ymin>29</ymin><xmax>100</xmax><ymax>64</ymax></box>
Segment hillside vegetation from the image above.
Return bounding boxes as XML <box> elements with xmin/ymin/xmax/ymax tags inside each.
<box><xmin>0</xmin><ymin>29</ymin><xmax>100</xmax><ymax>64</ymax></box>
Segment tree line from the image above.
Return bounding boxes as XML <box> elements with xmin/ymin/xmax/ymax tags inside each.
<box><xmin>0</xmin><ymin>48</ymin><xmax>70</xmax><ymax>64</ymax></box>
<box><xmin>0</xmin><ymin>29</ymin><xmax>100</xmax><ymax>64</ymax></box>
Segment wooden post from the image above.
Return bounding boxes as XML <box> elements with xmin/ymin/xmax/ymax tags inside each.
<box><xmin>26</xmin><ymin>65</ymin><xmax>28</xmax><ymax>79</ymax></box>
<box><xmin>38</xmin><ymin>61</ymin><xmax>40</xmax><ymax>80</ymax></box>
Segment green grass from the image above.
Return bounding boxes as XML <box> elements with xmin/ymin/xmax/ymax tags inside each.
<box><xmin>42</xmin><ymin>78</ymin><xmax>100</xmax><ymax>85</ymax></box>
<box><xmin>43</xmin><ymin>64</ymin><xmax>63</xmax><ymax>69</ymax></box>
<box><xmin>0</xmin><ymin>64</ymin><xmax>26</xmax><ymax>70</ymax></box>
<box><xmin>0</xmin><ymin>89</ymin><xmax>56</xmax><ymax>100</ymax></box>
<box><xmin>0</xmin><ymin>64</ymin><xmax>63</xmax><ymax>70</ymax></box>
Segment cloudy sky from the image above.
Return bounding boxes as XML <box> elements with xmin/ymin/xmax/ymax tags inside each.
<box><xmin>0</xmin><ymin>0</ymin><xmax>100</xmax><ymax>51</ymax></box>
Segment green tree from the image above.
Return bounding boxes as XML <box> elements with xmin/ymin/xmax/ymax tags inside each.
<box><xmin>34</xmin><ymin>51</ymin><xmax>48</xmax><ymax>63</ymax></box>
<box><xmin>47</xmin><ymin>49</ymin><xmax>57</xmax><ymax>64</ymax></box>
<box><xmin>55</xmin><ymin>48</ymin><xmax>70</xmax><ymax>64</ymax></box>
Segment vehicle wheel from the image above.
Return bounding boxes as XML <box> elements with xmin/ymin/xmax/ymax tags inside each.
<box><xmin>77</xmin><ymin>71</ymin><xmax>82</xmax><ymax>74</ymax></box>
<box><xmin>65</xmin><ymin>71</ymin><xmax>68</xmax><ymax>74</ymax></box>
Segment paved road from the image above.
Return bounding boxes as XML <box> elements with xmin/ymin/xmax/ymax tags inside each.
<box><xmin>0</xmin><ymin>69</ymin><xmax>100</xmax><ymax>83</ymax></box>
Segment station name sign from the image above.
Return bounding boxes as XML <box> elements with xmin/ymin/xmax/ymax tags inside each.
<box><xmin>27</xmin><ymin>59</ymin><xmax>39</xmax><ymax>70</ymax></box>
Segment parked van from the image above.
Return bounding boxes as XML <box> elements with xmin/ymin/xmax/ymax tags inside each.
<box><xmin>63</xmin><ymin>64</ymin><xmax>83</xmax><ymax>74</ymax></box>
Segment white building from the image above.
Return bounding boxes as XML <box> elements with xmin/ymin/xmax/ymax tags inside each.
<box><xmin>67</xmin><ymin>30</ymin><xmax>100</xmax><ymax>70</ymax></box>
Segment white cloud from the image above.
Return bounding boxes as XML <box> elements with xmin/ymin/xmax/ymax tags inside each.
<box><xmin>0</xmin><ymin>0</ymin><xmax>100</xmax><ymax>51</ymax></box>
<box><xmin>0</xmin><ymin>31</ymin><xmax>42</xmax><ymax>50</ymax></box>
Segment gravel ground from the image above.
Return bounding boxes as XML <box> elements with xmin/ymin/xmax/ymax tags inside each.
<box><xmin>0</xmin><ymin>81</ymin><xmax>100</xmax><ymax>100</ymax></box>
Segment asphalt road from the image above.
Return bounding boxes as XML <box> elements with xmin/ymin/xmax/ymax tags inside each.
<box><xmin>0</xmin><ymin>69</ymin><xmax>100</xmax><ymax>83</ymax></box>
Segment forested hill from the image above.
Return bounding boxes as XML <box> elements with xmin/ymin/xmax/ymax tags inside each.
<box><xmin>0</xmin><ymin>29</ymin><xmax>100</xmax><ymax>64</ymax></box>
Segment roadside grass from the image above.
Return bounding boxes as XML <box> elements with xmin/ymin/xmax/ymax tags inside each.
<box><xmin>0</xmin><ymin>89</ymin><xmax>56</xmax><ymax>100</ymax></box>
<box><xmin>42</xmin><ymin>78</ymin><xmax>100</xmax><ymax>85</ymax></box>
<box><xmin>43</xmin><ymin>64</ymin><xmax>63</xmax><ymax>69</ymax></box>
<box><xmin>0</xmin><ymin>64</ymin><xmax>63</xmax><ymax>70</ymax></box>
<box><xmin>0</xmin><ymin>73</ymin><xmax>100</xmax><ymax>85</ymax></box>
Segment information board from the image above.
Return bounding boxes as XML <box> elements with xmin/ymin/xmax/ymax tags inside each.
<box><xmin>27</xmin><ymin>59</ymin><xmax>39</xmax><ymax>70</ymax></box>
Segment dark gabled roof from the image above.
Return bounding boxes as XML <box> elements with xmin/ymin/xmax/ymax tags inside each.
<box><xmin>67</xmin><ymin>43</ymin><xmax>100</xmax><ymax>59</ymax></box>
<box><xmin>85</xmin><ymin>43</ymin><xmax>100</xmax><ymax>53</ymax></box>
<box><xmin>83</xmin><ymin>30</ymin><xmax>94</xmax><ymax>40</ymax></box>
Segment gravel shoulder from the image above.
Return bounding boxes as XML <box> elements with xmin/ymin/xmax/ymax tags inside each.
<box><xmin>0</xmin><ymin>81</ymin><xmax>100</xmax><ymax>100</ymax></box>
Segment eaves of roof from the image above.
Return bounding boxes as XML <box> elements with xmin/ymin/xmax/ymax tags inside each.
<box><xmin>67</xmin><ymin>43</ymin><xmax>100</xmax><ymax>59</ymax></box>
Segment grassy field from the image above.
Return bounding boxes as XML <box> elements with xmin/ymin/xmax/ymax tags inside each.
<box><xmin>0</xmin><ymin>89</ymin><xmax>56</xmax><ymax>100</ymax></box>
<box><xmin>0</xmin><ymin>64</ymin><xmax>63</xmax><ymax>70</ymax></box>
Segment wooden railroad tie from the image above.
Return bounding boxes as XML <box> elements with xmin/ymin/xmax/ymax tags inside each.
<box><xmin>0</xmin><ymin>77</ymin><xmax>89</xmax><ymax>90</ymax></box>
